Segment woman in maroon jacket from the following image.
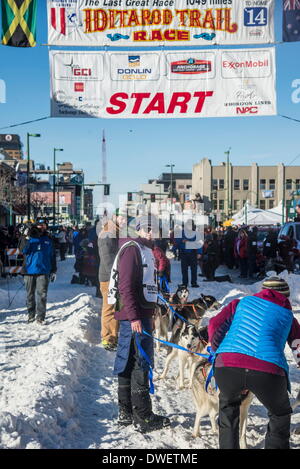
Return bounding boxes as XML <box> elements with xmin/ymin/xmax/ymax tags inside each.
<box><xmin>234</xmin><ymin>229</ymin><xmax>248</xmax><ymax>278</ymax></box>
<box><xmin>113</xmin><ymin>215</ymin><xmax>170</xmax><ymax>433</ymax></box>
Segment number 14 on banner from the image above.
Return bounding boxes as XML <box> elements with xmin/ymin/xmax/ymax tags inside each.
<box><xmin>244</xmin><ymin>8</ymin><xmax>268</xmax><ymax>26</ymax></box>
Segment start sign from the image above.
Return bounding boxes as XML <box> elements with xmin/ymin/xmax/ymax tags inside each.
<box><xmin>50</xmin><ymin>49</ymin><xmax>277</xmax><ymax>119</ymax></box>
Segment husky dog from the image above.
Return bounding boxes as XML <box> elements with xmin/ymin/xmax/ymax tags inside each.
<box><xmin>292</xmin><ymin>389</ymin><xmax>300</xmax><ymax>411</ymax></box>
<box><xmin>171</xmin><ymin>285</ymin><xmax>190</xmax><ymax>305</ymax></box>
<box><xmin>154</xmin><ymin>286</ymin><xmax>190</xmax><ymax>352</ymax></box>
<box><xmin>177</xmin><ymin>294</ymin><xmax>221</xmax><ymax>325</ymax></box>
<box><xmin>191</xmin><ymin>360</ymin><xmax>254</xmax><ymax>448</ymax></box>
<box><xmin>158</xmin><ymin>322</ymin><xmax>204</xmax><ymax>389</ymax></box>
<box><xmin>154</xmin><ymin>303</ymin><xmax>170</xmax><ymax>352</ymax></box>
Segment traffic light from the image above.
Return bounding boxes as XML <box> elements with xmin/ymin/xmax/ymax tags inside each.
<box><xmin>150</xmin><ymin>193</ymin><xmax>156</xmax><ymax>203</ymax></box>
<box><xmin>104</xmin><ymin>184</ymin><xmax>110</xmax><ymax>196</ymax></box>
<box><xmin>127</xmin><ymin>192</ymin><xmax>133</xmax><ymax>202</ymax></box>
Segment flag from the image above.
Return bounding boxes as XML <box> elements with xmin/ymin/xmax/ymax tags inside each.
<box><xmin>1</xmin><ymin>0</ymin><xmax>37</xmax><ymax>47</ymax></box>
<box><xmin>50</xmin><ymin>7</ymin><xmax>66</xmax><ymax>36</ymax></box>
<box><xmin>283</xmin><ymin>0</ymin><xmax>300</xmax><ymax>42</ymax></box>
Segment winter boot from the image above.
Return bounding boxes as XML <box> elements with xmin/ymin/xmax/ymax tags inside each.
<box><xmin>118</xmin><ymin>407</ymin><xmax>133</xmax><ymax>427</ymax></box>
<box><xmin>133</xmin><ymin>412</ymin><xmax>171</xmax><ymax>433</ymax></box>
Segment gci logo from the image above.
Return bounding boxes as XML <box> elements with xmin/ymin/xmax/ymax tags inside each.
<box><xmin>73</xmin><ymin>68</ymin><xmax>92</xmax><ymax>76</ymax></box>
<box><xmin>236</xmin><ymin>106</ymin><xmax>258</xmax><ymax>114</ymax></box>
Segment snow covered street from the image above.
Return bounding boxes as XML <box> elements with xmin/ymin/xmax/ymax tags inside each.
<box><xmin>0</xmin><ymin>257</ymin><xmax>300</xmax><ymax>449</ymax></box>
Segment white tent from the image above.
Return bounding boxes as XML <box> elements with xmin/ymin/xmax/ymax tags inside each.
<box><xmin>232</xmin><ymin>200</ymin><xmax>282</xmax><ymax>226</ymax></box>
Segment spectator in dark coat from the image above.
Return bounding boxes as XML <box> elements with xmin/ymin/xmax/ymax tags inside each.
<box><xmin>202</xmin><ymin>233</ymin><xmax>219</xmax><ymax>281</ymax></box>
<box><xmin>247</xmin><ymin>226</ymin><xmax>258</xmax><ymax>279</ymax></box>
<box><xmin>98</xmin><ymin>212</ymin><xmax>126</xmax><ymax>350</ymax></box>
<box><xmin>234</xmin><ymin>229</ymin><xmax>248</xmax><ymax>278</ymax></box>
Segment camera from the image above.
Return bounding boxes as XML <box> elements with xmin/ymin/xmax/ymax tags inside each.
<box><xmin>18</xmin><ymin>222</ymin><xmax>33</xmax><ymax>238</ymax></box>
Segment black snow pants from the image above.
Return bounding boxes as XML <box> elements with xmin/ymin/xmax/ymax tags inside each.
<box><xmin>214</xmin><ymin>367</ymin><xmax>292</xmax><ymax>449</ymax></box>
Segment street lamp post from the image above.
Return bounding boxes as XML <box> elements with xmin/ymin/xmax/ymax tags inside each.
<box><xmin>224</xmin><ymin>148</ymin><xmax>231</xmax><ymax>218</ymax></box>
<box><xmin>53</xmin><ymin>148</ymin><xmax>63</xmax><ymax>226</ymax></box>
<box><xmin>166</xmin><ymin>164</ymin><xmax>175</xmax><ymax>215</ymax></box>
<box><xmin>27</xmin><ymin>133</ymin><xmax>41</xmax><ymax>220</ymax></box>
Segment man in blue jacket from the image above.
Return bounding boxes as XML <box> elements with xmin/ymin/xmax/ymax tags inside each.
<box><xmin>22</xmin><ymin>220</ymin><xmax>57</xmax><ymax>324</ymax></box>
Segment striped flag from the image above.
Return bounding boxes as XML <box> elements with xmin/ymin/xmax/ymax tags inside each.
<box><xmin>283</xmin><ymin>0</ymin><xmax>300</xmax><ymax>41</ymax></box>
<box><xmin>1</xmin><ymin>0</ymin><xmax>37</xmax><ymax>47</ymax></box>
<box><xmin>51</xmin><ymin>7</ymin><xmax>66</xmax><ymax>36</ymax></box>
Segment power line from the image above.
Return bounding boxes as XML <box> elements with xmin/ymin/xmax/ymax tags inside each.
<box><xmin>279</xmin><ymin>114</ymin><xmax>300</xmax><ymax>124</ymax></box>
<box><xmin>0</xmin><ymin>116</ymin><xmax>50</xmax><ymax>131</ymax></box>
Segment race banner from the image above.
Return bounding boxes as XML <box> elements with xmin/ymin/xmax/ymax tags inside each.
<box><xmin>283</xmin><ymin>0</ymin><xmax>300</xmax><ymax>42</ymax></box>
<box><xmin>50</xmin><ymin>48</ymin><xmax>277</xmax><ymax>119</ymax></box>
<box><xmin>47</xmin><ymin>0</ymin><xmax>275</xmax><ymax>46</ymax></box>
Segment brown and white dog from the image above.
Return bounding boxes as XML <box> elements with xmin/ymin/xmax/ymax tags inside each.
<box><xmin>191</xmin><ymin>359</ymin><xmax>254</xmax><ymax>448</ymax></box>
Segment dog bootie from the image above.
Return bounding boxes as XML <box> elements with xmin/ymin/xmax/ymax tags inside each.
<box><xmin>118</xmin><ymin>408</ymin><xmax>133</xmax><ymax>426</ymax></box>
<box><xmin>133</xmin><ymin>412</ymin><xmax>170</xmax><ymax>433</ymax></box>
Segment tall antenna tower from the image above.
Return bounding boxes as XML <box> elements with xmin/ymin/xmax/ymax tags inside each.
<box><xmin>102</xmin><ymin>130</ymin><xmax>107</xmax><ymax>212</ymax></box>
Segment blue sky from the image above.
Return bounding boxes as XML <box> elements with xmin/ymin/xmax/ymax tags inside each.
<box><xmin>0</xmin><ymin>0</ymin><xmax>300</xmax><ymax>210</ymax></box>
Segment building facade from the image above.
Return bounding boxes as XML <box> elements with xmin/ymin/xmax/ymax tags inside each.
<box><xmin>0</xmin><ymin>134</ymin><xmax>23</xmax><ymax>161</ymax></box>
<box><xmin>192</xmin><ymin>158</ymin><xmax>300</xmax><ymax>218</ymax></box>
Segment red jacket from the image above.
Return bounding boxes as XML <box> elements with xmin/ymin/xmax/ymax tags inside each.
<box><xmin>153</xmin><ymin>245</ymin><xmax>170</xmax><ymax>274</ymax></box>
<box><xmin>208</xmin><ymin>289</ymin><xmax>300</xmax><ymax>375</ymax></box>
<box><xmin>234</xmin><ymin>237</ymin><xmax>248</xmax><ymax>259</ymax></box>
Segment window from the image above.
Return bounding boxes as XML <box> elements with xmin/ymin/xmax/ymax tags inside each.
<box><xmin>233</xmin><ymin>200</ymin><xmax>240</xmax><ymax>211</ymax></box>
<box><xmin>212</xmin><ymin>200</ymin><xmax>217</xmax><ymax>210</ymax></box>
<box><xmin>260</xmin><ymin>179</ymin><xmax>266</xmax><ymax>190</ymax></box>
<box><xmin>269</xmin><ymin>200</ymin><xmax>274</xmax><ymax>209</ymax></box>
<box><xmin>234</xmin><ymin>179</ymin><xmax>240</xmax><ymax>190</ymax></box>
<box><xmin>260</xmin><ymin>200</ymin><xmax>266</xmax><ymax>210</ymax></box>
<box><xmin>296</xmin><ymin>180</ymin><xmax>300</xmax><ymax>190</ymax></box>
<box><xmin>212</xmin><ymin>179</ymin><xmax>218</xmax><ymax>191</ymax></box>
<box><xmin>178</xmin><ymin>185</ymin><xmax>184</xmax><ymax>189</ymax></box>
<box><xmin>219</xmin><ymin>200</ymin><xmax>224</xmax><ymax>211</ymax></box>
<box><xmin>243</xmin><ymin>179</ymin><xmax>249</xmax><ymax>191</ymax></box>
<box><xmin>269</xmin><ymin>179</ymin><xmax>276</xmax><ymax>190</ymax></box>
<box><xmin>62</xmin><ymin>207</ymin><xmax>67</xmax><ymax>213</ymax></box>
<box><xmin>286</xmin><ymin>179</ymin><xmax>292</xmax><ymax>190</ymax></box>
<box><xmin>219</xmin><ymin>179</ymin><xmax>224</xmax><ymax>190</ymax></box>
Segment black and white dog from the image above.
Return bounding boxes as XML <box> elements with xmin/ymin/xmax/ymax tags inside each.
<box><xmin>177</xmin><ymin>294</ymin><xmax>221</xmax><ymax>325</ymax></box>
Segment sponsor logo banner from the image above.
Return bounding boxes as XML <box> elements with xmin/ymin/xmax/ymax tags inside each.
<box><xmin>47</xmin><ymin>0</ymin><xmax>275</xmax><ymax>46</ymax></box>
<box><xmin>50</xmin><ymin>49</ymin><xmax>277</xmax><ymax>119</ymax></box>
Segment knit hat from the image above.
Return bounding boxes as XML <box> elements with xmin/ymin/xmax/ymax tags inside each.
<box><xmin>262</xmin><ymin>277</ymin><xmax>290</xmax><ymax>297</ymax></box>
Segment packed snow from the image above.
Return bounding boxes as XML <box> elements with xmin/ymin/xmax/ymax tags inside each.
<box><xmin>0</xmin><ymin>257</ymin><xmax>300</xmax><ymax>449</ymax></box>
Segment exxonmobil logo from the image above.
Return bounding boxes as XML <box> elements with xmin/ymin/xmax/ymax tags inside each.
<box><xmin>236</xmin><ymin>106</ymin><xmax>258</xmax><ymax>114</ymax></box>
